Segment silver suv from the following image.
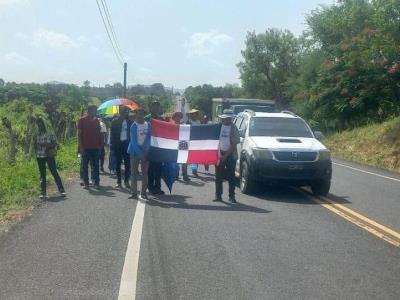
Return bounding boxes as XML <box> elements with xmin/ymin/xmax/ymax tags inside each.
<box><xmin>234</xmin><ymin>110</ymin><xmax>332</xmax><ymax>196</ymax></box>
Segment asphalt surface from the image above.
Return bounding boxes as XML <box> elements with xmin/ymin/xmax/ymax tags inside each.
<box><xmin>0</xmin><ymin>160</ymin><xmax>399</xmax><ymax>299</ymax></box>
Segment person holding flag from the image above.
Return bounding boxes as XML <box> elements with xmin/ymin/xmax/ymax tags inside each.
<box><xmin>127</xmin><ymin>108</ymin><xmax>151</xmax><ymax>200</ymax></box>
<box><xmin>214</xmin><ymin>109</ymin><xmax>240</xmax><ymax>203</ymax></box>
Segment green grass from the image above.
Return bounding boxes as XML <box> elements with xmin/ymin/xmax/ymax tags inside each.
<box><xmin>0</xmin><ymin>140</ymin><xmax>79</xmax><ymax>219</ymax></box>
<box><xmin>325</xmin><ymin>117</ymin><xmax>400</xmax><ymax>172</ymax></box>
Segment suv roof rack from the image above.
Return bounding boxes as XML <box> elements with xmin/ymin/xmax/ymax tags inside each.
<box><xmin>243</xmin><ymin>109</ymin><xmax>256</xmax><ymax>116</ymax></box>
<box><xmin>280</xmin><ymin>110</ymin><xmax>298</xmax><ymax>117</ymax></box>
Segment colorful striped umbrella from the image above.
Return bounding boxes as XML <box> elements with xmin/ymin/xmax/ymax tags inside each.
<box><xmin>97</xmin><ymin>98</ymin><xmax>139</xmax><ymax>116</ymax></box>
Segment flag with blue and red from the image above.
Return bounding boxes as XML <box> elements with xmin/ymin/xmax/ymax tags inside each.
<box><xmin>149</xmin><ymin>119</ymin><xmax>222</xmax><ymax>164</ymax></box>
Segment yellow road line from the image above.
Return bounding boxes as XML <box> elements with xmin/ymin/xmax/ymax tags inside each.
<box><xmin>320</xmin><ymin>196</ymin><xmax>400</xmax><ymax>240</ymax></box>
<box><xmin>298</xmin><ymin>190</ymin><xmax>400</xmax><ymax>248</ymax></box>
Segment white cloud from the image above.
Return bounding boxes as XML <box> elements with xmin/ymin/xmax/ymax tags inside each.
<box><xmin>32</xmin><ymin>29</ymin><xmax>80</xmax><ymax>50</ymax></box>
<box><xmin>4</xmin><ymin>51</ymin><xmax>31</xmax><ymax>65</ymax></box>
<box><xmin>184</xmin><ymin>30</ymin><xmax>233</xmax><ymax>57</ymax></box>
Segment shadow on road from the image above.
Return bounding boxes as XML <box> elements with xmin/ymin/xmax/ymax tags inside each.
<box><xmin>88</xmin><ymin>185</ymin><xmax>116</xmax><ymax>197</ymax></box>
<box><xmin>325</xmin><ymin>194</ymin><xmax>351</xmax><ymax>204</ymax></box>
<box><xmin>253</xmin><ymin>185</ymin><xmax>351</xmax><ymax>205</ymax></box>
<box><xmin>147</xmin><ymin>194</ymin><xmax>270</xmax><ymax>214</ymax></box>
<box><xmin>45</xmin><ymin>195</ymin><xmax>67</xmax><ymax>203</ymax></box>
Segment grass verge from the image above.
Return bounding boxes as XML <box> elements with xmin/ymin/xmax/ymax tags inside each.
<box><xmin>325</xmin><ymin>117</ymin><xmax>400</xmax><ymax>173</ymax></box>
<box><xmin>0</xmin><ymin>140</ymin><xmax>79</xmax><ymax>223</ymax></box>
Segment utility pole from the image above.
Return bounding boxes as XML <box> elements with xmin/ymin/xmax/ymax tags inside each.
<box><xmin>123</xmin><ymin>62</ymin><xmax>127</xmax><ymax>98</ymax></box>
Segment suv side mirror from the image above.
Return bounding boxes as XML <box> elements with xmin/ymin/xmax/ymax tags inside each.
<box><xmin>314</xmin><ymin>131</ymin><xmax>325</xmax><ymax>141</ymax></box>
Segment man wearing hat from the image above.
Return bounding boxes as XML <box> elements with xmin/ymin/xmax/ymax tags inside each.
<box><xmin>215</xmin><ymin>109</ymin><xmax>240</xmax><ymax>203</ymax></box>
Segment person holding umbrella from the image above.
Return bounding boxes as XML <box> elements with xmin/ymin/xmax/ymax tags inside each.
<box><xmin>110</xmin><ymin>106</ymin><xmax>132</xmax><ymax>188</ymax></box>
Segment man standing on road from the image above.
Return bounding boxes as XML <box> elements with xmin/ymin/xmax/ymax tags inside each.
<box><xmin>214</xmin><ymin>109</ymin><xmax>240</xmax><ymax>203</ymax></box>
<box><xmin>78</xmin><ymin>105</ymin><xmax>102</xmax><ymax>189</ymax></box>
<box><xmin>128</xmin><ymin>108</ymin><xmax>151</xmax><ymax>200</ymax></box>
<box><xmin>146</xmin><ymin>101</ymin><xmax>165</xmax><ymax>195</ymax></box>
<box><xmin>110</xmin><ymin>106</ymin><xmax>132</xmax><ymax>189</ymax></box>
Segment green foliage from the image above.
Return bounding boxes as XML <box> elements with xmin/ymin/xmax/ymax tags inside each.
<box><xmin>239</xmin><ymin>0</ymin><xmax>400</xmax><ymax>130</ymax></box>
<box><xmin>326</xmin><ymin>117</ymin><xmax>400</xmax><ymax>172</ymax></box>
<box><xmin>238</xmin><ymin>29</ymin><xmax>300</xmax><ymax>108</ymax></box>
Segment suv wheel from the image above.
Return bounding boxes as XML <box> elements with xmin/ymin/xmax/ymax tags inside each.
<box><xmin>311</xmin><ymin>179</ymin><xmax>331</xmax><ymax>196</ymax></box>
<box><xmin>240</xmin><ymin>161</ymin><xmax>255</xmax><ymax>194</ymax></box>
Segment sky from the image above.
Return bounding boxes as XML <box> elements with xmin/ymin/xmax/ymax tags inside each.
<box><xmin>0</xmin><ymin>0</ymin><xmax>334</xmax><ymax>89</ymax></box>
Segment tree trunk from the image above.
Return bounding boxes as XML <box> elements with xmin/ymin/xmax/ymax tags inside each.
<box><xmin>1</xmin><ymin>117</ymin><xmax>17</xmax><ymax>164</ymax></box>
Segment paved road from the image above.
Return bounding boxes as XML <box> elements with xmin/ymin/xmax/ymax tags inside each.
<box><xmin>0</xmin><ymin>160</ymin><xmax>399</xmax><ymax>299</ymax></box>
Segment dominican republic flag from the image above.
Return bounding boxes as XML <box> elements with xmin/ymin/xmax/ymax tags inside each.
<box><xmin>149</xmin><ymin>119</ymin><xmax>222</xmax><ymax>164</ymax></box>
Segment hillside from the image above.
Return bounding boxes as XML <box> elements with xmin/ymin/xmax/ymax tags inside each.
<box><xmin>325</xmin><ymin>117</ymin><xmax>400</xmax><ymax>173</ymax></box>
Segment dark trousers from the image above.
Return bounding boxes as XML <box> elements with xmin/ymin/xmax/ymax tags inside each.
<box><xmin>115</xmin><ymin>141</ymin><xmax>130</xmax><ymax>184</ymax></box>
<box><xmin>37</xmin><ymin>157</ymin><xmax>64</xmax><ymax>195</ymax></box>
<box><xmin>99</xmin><ymin>147</ymin><xmax>105</xmax><ymax>170</ymax></box>
<box><xmin>215</xmin><ymin>154</ymin><xmax>236</xmax><ymax>198</ymax></box>
<box><xmin>80</xmin><ymin>155</ymin><xmax>95</xmax><ymax>181</ymax></box>
<box><xmin>82</xmin><ymin>149</ymin><xmax>100</xmax><ymax>185</ymax></box>
<box><xmin>148</xmin><ymin>161</ymin><xmax>162</xmax><ymax>191</ymax></box>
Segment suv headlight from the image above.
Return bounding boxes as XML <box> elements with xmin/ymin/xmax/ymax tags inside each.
<box><xmin>318</xmin><ymin>150</ymin><xmax>331</xmax><ymax>161</ymax></box>
<box><xmin>251</xmin><ymin>148</ymin><xmax>273</xmax><ymax>160</ymax></box>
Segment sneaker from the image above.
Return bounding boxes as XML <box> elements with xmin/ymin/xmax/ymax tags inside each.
<box><xmin>183</xmin><ymin>176</ymin><xmax>191</xmax><ymax>182</ymax></box>
<box><xmin>140</xmin><ymin>193</ymin><xmax>148</xmax><ymax>200</ymax></box>
<box><xmin>213</xmin><ymin>197</ymin><xmax>222</xmax><ymax>202</ymax></box>
<box><xmin>115</xmin><ymin>183</ymin><xmax>122</xmax><ymax>188</ymax></box>
<box><xmin>60</xmin><ymin>191</ymin><xmax>67</xmax><ymax>197</ymax></box>
<box><xmin>125</xmin><ymin>182</ymin><xmax>131</xmax><ymax>189</ymax></box>
<box><xmin>83</xmin><ymin>184</ymin><xmax>89</xmax><ymax>189</ymax></box>
<box><xmin>39</xmin><ymin>194</ymin><xmax>47</xmax><ymax>199</ymax></box>
<box><xmin>89</xmin><ymin>180</ymin><xmax>94</xmax><ymax>186</ymax></box>
<box><xmin>229</xmin><ymin>197</ymin><xmax>237</xmax><ymax>204</ymax></box>
<box><xmin>129</xmin><ymin>193</ymin><xmax>138</xmax><ymax>199</ymax></box>
<box><xmin>94</xmin><ymin>184</ymin><xmax>101</xmax><ymax>190</ymax></box>
<box><xmin>79</xmin><ymin>180</ymin><xmax>84</xmax><ymax>186</ymax></box>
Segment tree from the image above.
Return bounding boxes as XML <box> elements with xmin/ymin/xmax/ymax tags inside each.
<box><xmin>0</xmin><ymin>78</ymin><xmax>4</xmax><ymax>87</ymax></box>
<box><xmin>238</xmin><ymin>29</ymin><xmax>300</xmax><ymax>108</ymax></box>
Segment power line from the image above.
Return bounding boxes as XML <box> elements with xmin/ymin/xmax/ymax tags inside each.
<box><xmin>95</xmin><ymin>0</ymin><xmax>123</xmax><ymax>65</ymax></box>
<box><xmin>100</xmin><ymin>0</ymin><xmax>124</xmax><ymax>60</ymax></box>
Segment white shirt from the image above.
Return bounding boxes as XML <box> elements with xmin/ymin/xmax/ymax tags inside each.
<box><xmin>135</xmin><ymin>122</ymin><xmax>149</xmax><ymax>146</ymax></box>
<box><xmin>100</xmin><ymin>120</ymin><xmax>107</xmax><ymax>133</ymax></box>
<box><xmin>219</xmin><ymin>125</ymin><xmax>231</xmax><ymax>152</ymax></box>
<box><xmin>120</xmin><ymin>120</ymin><xmax>128</xmax><ymax>141</ymax></box>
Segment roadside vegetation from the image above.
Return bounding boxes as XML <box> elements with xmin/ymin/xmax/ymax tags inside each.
<box><xmin>0</xmin><ymin>81</ymin><xmax>175</xmax><ymax>221</ymax></box>
<box><xmin>326</xmin><ymin>117</ymin><xmax>400</xmax><ymax>172</ymax></box>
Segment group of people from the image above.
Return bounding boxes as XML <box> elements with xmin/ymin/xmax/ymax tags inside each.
<box><xmin>33</xmin><ymin>100</ymin><xmax>240</xmax><ymax>203</ymax></box>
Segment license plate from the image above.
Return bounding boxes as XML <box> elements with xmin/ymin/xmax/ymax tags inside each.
<box><xmin>288</xmin><ymin>164</ymin><xmax>303</xmax><ymax>170</ymax></box>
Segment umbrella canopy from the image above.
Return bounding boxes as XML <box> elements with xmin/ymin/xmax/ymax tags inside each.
<box><xmin>97</xmin><ymin>98</ymin><xmax>139</xmax><ymax>116</ymax></box>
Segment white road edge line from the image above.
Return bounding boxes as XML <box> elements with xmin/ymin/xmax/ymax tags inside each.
<box><xmin>333</xmin><ymin>162</ymin><xmax>400</xmax><ymax>183</ymax></box>
<box><xmin>118</xmin><ymin>200</ymin><xmax>146</xmax><ymax>300</ymax></box>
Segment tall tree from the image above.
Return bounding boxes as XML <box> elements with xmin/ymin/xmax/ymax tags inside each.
<box><xmin>238</xmin><ymin>29</ymin><xmax>300</xmax><ymax>108</ymax></box>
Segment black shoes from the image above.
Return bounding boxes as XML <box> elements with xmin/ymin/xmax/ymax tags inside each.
<box><xmin>213</xmin><ymin>197</ymin><xmax>222</xmax><ymax>202</ymax></box>
<box><xmin>150</xmin><ymin>189</ymin><xmax>165</xmax><ymax>195</ymax></box>
<box><xmin>229</xmin><ymin>197</ymin><xmax>237</xmax><ymax>204</ymax></box>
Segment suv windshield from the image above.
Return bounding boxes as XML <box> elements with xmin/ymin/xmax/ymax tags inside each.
<box><xmin>249</xmin><ymin>117</ymin><xmax>313</xmax><ymax>138</ymax></box>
